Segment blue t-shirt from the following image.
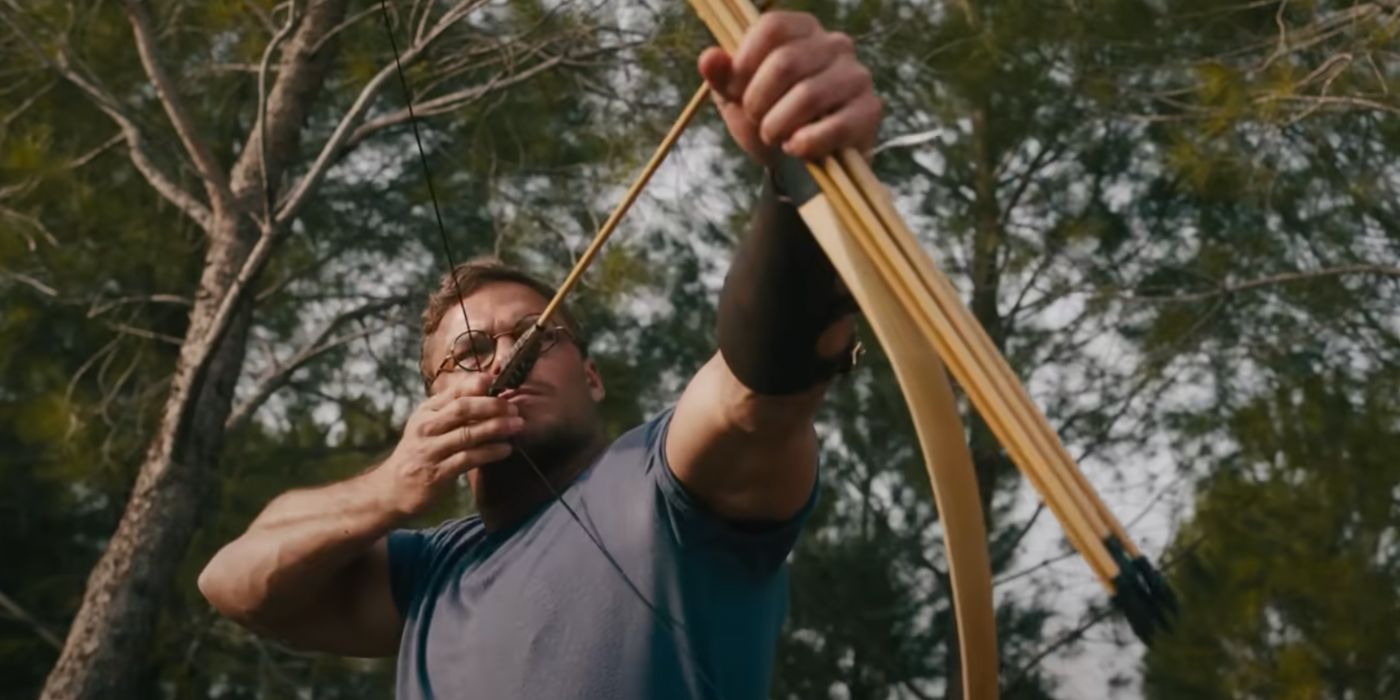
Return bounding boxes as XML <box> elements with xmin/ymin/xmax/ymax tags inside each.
<box><xmin>386</xmin><ymin>409</ymin><xmax>816</xmax><ymax>699</ymax></box>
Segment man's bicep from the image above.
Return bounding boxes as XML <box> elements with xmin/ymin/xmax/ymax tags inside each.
<box><xmin>271</xmin><ymin>538</ymin><xmax>403</xmax><ymax>658</ymax></box>
<box><xmin>666</xmin><ymin>352</ymin><xmax>820</xmax><ymax>523</ymax></box>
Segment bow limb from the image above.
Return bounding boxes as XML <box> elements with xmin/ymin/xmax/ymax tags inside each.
<box><xmin>796</xmin><ymin>186</ymin><xmax>1000</xmax><ymax>698</ymax></box>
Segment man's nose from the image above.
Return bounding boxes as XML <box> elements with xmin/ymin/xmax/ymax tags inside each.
<box><xmin>487</xmin><ymin>336</ymin><xmax>515</xmax><ymax>377</ymax></box>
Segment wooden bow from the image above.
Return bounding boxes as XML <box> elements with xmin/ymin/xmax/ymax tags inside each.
<box><xmin>434</xmin><ymin>0</ymin><xmax>1176</xmax><ymax>695</ymax></box>
<box><xmin>677</xmin><ymin>2</ymin><xmax>1178</xmax><ymax>697</ymax></box>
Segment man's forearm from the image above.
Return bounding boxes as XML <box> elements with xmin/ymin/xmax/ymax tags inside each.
<box><xmin>198</xmin><ymin>468</ymin><xmax>401</xmax><ymax>624</ymax></box>
<box><xmin>717</xmin><ymin>165</ymin><xmax>857</xmax><ymax>396</ymax></box>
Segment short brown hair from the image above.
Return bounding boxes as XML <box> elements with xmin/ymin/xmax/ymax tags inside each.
<box><xmin>420</xmin><ymin>256</ymin><xmax>586</xmax><ymax>390</ymax></box>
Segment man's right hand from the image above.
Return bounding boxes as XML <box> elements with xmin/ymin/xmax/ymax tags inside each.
<box><xmin>378</xmin><ymin>373</ymin><xmax>524</xmax><ymax>518</ymax></box>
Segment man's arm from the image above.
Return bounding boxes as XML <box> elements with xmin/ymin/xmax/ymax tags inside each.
<box><xmin>198</xmin><ymin>377</ymin><xmax>521</xmax><ymax>655</ymax></box>
<box><xmin>667</xmin><ymin>12</ymin><xmax>877</xmax><ymax>523</ymax></box>
<box><xmin>666</xmin><ymin>188</ymin><xmax>855</xmax><ymax>523</ymax></box>
<box><xmin>197</xmin><ymin>475</ymin><xmax>404</xmax><ymax>657</ymax></box>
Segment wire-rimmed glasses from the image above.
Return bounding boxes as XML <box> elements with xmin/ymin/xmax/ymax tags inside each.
<box><xmin>428</xmin><ymin>313</ymin><xmax>574</xmax><ymax>388</ymax></box>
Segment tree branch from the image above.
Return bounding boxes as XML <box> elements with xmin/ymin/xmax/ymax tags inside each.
<box><xmin>340</xmin><ymin>52</ymin><xmax>569</xmax><ymax>151</ymax></box>
<box><xmin>87</xmin><ymin>293</ymin><xmax>193</xmax><ymax>318</ymax></box>
<box><xmin>308</xmin><ymin>4</ymin><xmax>380</xmax><ymax>55</ymax></box>
<box><xmin>226</xmin><ymin>295</ymin><xmax>411</xmax><ymax>431</ymax></box>
<box><xmin>1003</xmin><ymin>605</ymin><xmax>1116</xmax><ymax>693</ymax></box>
<box><xmin>257</xmin><ymin>0</ymin><xmax>300</xmax><ymax>224</ymax></box>
<box><xmin>0</xmin><ymin>78</ymin><xmax>52</xmax><ymax>141</ymax></box>
<box><xmin>1261</xmin><ymin>93</ymin><xmax>1400</xmax><ymax>117</ymax></box>
<box><xmin>0</xmin><ymin>11</ymin><xmax>217</xmax><ymax>231</ymax></box>
<box><xmin>121</xmin><ymin>0</ymin><xmax>231</xmax><ymax>204</ymax></box>
<box><xmin>100</xmin><ymin>319</ymin><xmax>185</xmax><ymax>346</ymax></box>
<box><xmin>1128</xmin><ymin>263</ymin><xmax>1400</xmax><ymax>303</ymax></box>
<box><xmin>0</xmin><ymin>589</ymin><xmax>64</xmax><ymax>651</ymax></box>
<box><xmin>240</xmin><ymin>0</ymin><xmax>278</xmax><ymax>34</ymax></box>
<box><xmin>275</xmin><ymin>0</ymin><xmax>490</xmax><ymax>226</ymax></box>
<box><xmin>2</xmin><ymin>270</ymin><xmax>59</xmax><ymax>296</ymax></box>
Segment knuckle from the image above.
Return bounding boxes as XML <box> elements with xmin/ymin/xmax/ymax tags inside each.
<box><xmin>744</xmin><ymin>98</ymin><xmax>765</xmax><ymax>126</ymax></box>
<box><xmin>766</xmin><ymin>50</ymin><xmax>801</xmax><ymax>87</ymax></box>
<box><xmin>851</xmin><ymin>63</ymin><xmax>873</xmax><ymax>88</ymax></box>
<box><xmin>788</xmin><ymin>133</ymin><xmax>810</xmax><ymax>156</ymax></box>
<box><xmin>755</xmin><ymin>12</ymin><xmax>785</xmax><ymax>36</ymax></box>
<box><xmin>760</xmin><ymin>119</ymin><xmax>778</xmax><ymax>146</ymax></box>
<box><xmin>829</xmin><ymin>31</ymin><xmax>855</xmax><ymax>54</ymax></box>
<box><xmin>781</xmin><ymin>10</ymin><xmax>818</xmax><ymax>32</ymax></box>
<box><xmin>485</xmin><ymin>416</ymin><xmax>521</xmax><ymax>436</ymax></box>
<box><xmin>790</xmin><ymin>80</ymin><xmax>818</xmax><ymax>111</ymax></box>
<box><xmin>473</xmin><ymin>418</ymin><xmax>500</xmax><ymax>437</ymax></box>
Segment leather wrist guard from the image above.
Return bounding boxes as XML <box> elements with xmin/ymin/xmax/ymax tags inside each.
<box><xmin>718</xmin><ymin>163</ymin><xmax>859</xmax><ymax>395</ymax></box>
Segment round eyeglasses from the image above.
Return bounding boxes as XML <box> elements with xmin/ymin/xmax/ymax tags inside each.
<box><xmin>428</xmin><ymin>313</ymin><xmax>574</xmax><ymax>388</ymax></box>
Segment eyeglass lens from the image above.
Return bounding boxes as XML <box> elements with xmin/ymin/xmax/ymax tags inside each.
<box><xmin>449</xmin><ymin>314</ymin><xmax>560</xmax><ymax>373</ymax></box>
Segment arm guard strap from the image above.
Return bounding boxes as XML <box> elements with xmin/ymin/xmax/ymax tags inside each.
<box><xmin>718</xmin><ymin>165</ymin><xmax>858</xmax><ymax>395</ymax></box>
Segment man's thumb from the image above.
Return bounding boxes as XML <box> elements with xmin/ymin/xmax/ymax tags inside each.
<box><xmin>698</xmin><ymin>47</ymin><xmax>741</xmax><ymax>103</ymax></box>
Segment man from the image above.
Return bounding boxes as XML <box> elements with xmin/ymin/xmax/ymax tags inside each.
<box><xmin>199</xmin><ymin>10</ymin><xmax>881</xmax><ymax>698</ymax></box>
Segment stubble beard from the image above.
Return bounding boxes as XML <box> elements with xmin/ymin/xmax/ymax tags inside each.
<box><xmin>470</xmin><ymin>400</ymin><xmax>602</xmax><ymax>527</ymax></box>
<box><xmin>511</xmin><ymin>409</ymin><xmax>598</xmax><ymax>474</ymax></box>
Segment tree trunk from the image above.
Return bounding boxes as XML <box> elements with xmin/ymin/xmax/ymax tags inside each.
<box><xmin>947</xmin><ymin>102</ymin><xmax>1011</xmax><ymax>699</ymax></box>
<box><xmin>40</xmin><ymin>2</ymin><xmax>348</xmax><ymax>696</ymax></box>
<box><xmin>966</xmin><ymin>104</ymin><xmax>1011</xmax><ymax>510</ymax></box>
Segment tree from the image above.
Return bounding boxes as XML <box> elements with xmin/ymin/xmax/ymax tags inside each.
<box><xmin>1</xmin><ymin>0</ymin><xmax>638</xmax><ymax>695</ymax></box>
<box><xmin>1143</xmin><ymin>371</ymin><xmax>1400</xmax><ymax>699</ymax></box>
<box><xmin>1110</xmin><ymin>1</ymin><xmax>1400</xmax><ymax>696</ymax></box>
<box><xmin>5</xmin><ymin>0</ymin><xmax>1395</xmax><ymax>696</ymax></box>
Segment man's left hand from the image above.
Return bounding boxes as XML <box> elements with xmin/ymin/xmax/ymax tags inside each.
<box><xmin>698</xmin><ymin>11</ymin><xmax>882</xmax><ymax>168</ymax></box>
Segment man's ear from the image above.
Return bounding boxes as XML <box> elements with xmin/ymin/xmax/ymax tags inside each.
<box><xmin>583</xmin><ymin>358</ymin><xmax>605</xmax><ymax>403</ymax></box>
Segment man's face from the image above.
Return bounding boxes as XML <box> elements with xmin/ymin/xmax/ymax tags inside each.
<box><xmin>424</xmin><ymin>281</ymin><xmax>605</xmax><ymax>472</ymax></box>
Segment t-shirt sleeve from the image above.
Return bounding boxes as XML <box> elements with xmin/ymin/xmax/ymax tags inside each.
<box><xmin>386</xmin><ymin>528</ymin><xmax>429</xmax><ymax>616</ymax></box>
<box><xmin>647</xmin><ymin>407</ymin><xmax>819</xmax><ymax>574</ymax></box>
<box><xmin>386</xmin><ymin>517</ymin><xmax>476</xmax><ymax>616</ymax></box>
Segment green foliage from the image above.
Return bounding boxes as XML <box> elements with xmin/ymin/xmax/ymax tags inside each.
<box><xmin>1144</xmin><ymin>372</ymin><xmax>1400</xmax><ymax>699</ymax></box>
<box><xmin>3</xmin><ymin>0</ymin><xmax>1397</xmax><ymax>697</ymax></box>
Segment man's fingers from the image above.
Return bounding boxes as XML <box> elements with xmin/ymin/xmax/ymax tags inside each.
<box><xmin>419</xmin><ymin>397</ymin><xmax>518</xmax><ymax>437</ymax></box>
<box><xmin>783</xmin><ymin>93</ymin><xmax>883</xmax><ymax>161</ymax></box>
<box><xmin>423</xmin><ymin>373</ymin><xmax>492</xmax><ymax>410</ymax></box>
<box><xmin>739</xmin><ymin>34</ymin><xmax>841</xmax><ymax>127</ymax></box>
<box><xmin>698</xmin><ymin>47</ymin><xmax>740</xmax><ymax>103</ymax></box>
<box><xmin>731</xmin><ymin>11</ymin><xmax>822</xmax><ymax>80</ymax></box>
<box><xmin>759</xmin><ymin>59</ymin><xmax>871</xmax><ymax>149</ymax></box>
<box><xmin>425</xmin><ymin>414</ymin><xmax>524</xmax><ymax>461</ymax></box>
<box><xmin>438</xmin><ymin>441</ymin><xmax>515</xmax><ymax>478</ymax></box>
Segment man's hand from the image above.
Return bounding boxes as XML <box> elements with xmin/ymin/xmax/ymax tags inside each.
<box><xmin>377</xmin><ymin>373</ymin><xmax>522</xmax><ymax>517</ymax></box>
<box><xmin>698</xmin><ymin>11</ymin><xmax>881</xmax><ymax>168</ymax></box>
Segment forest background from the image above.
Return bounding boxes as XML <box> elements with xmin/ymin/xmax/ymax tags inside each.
<box><xmin>2</xmin><ymin>0</ymin><xmax>1398</xmax><ymax>698</ymax></box>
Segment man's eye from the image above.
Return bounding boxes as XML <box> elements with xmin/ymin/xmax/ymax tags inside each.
<box><xmin>468</xmin><ymin>334</ymin><xmax>494</xmax><ymax>356</ymax></box>
<box><xmin>452</xmin><ymin>333</ymin><xmax>492</xmax><ymax>366</ymax></box>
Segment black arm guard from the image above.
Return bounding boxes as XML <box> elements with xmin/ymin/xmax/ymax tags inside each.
<box><xmin>718</xmin><ymin>165</ymin><xmax>858</xmax><ymax>395</ymax></box>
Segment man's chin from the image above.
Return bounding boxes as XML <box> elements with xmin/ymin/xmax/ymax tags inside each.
<box><xmin>514</xmin><ymin>418</ymin><xmax>593</xmax><ymax>466</ymax></box>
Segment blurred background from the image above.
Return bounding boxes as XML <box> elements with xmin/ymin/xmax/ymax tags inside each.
<box><xmin>2</xmin><ymin>0</ymin><xmax>1397</xmax><ymax>697</ymax></box>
